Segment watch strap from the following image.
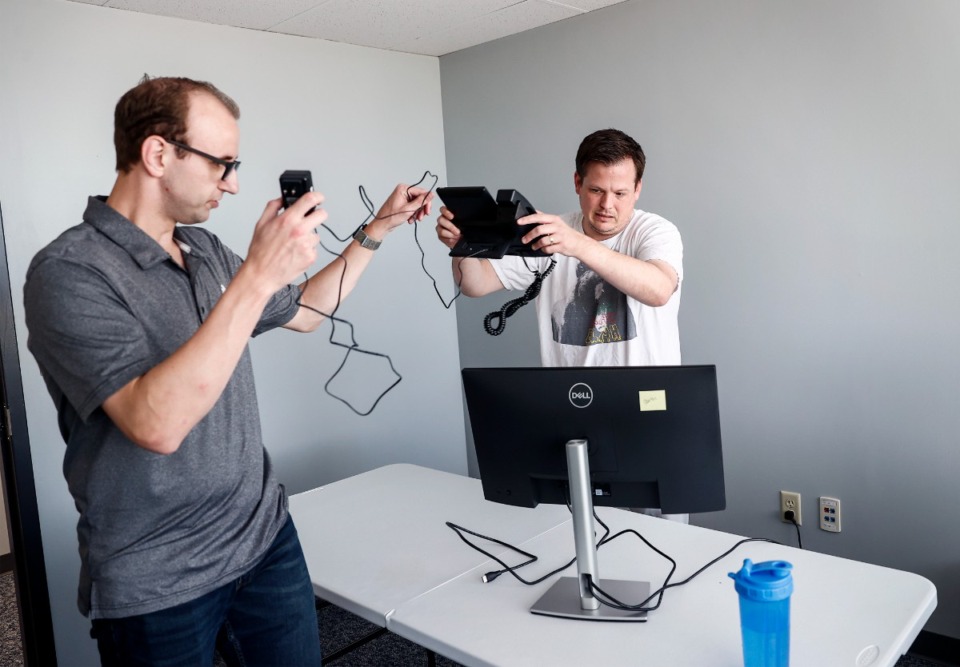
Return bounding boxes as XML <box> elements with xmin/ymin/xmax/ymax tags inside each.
<box><xmin>353</xmin><ymin>225</ymin><xmax>381</xmax><ymax>251</ymax></box>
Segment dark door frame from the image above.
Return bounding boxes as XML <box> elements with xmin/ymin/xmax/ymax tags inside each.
<box><xmin>0</xmin><ymin>200</ymin><xmax>58</xmax><ymax>665</ymax></box>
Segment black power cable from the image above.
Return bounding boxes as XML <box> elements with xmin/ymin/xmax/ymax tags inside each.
<box><xmin>446</xmin><ymin>505</ymin><xmax>610</xmax><ymax>586</ymax></box>
<box><xmin>448</xmin><ymin>516</ymin><xmax>783</xmax><ymax>616</ymax></box>
<box><xmin>294</xmin><ymin>171</ymin><xmax>439</xmax><ymax>415</ymax></box>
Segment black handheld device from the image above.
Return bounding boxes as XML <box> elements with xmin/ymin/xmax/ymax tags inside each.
<box><xmin>498</xmin><ymin>189</ymin><xmax>545</xmax><ymax>257</ymax></box>
<box><xmin>436</xmin><ymin>186</ymin><xmax>546</xmax><ymax>258</ymax></box>
<box><xmin>279</xmin><ymin>170</ymin><xmax>315</xmax><ymax>215</ymax></box>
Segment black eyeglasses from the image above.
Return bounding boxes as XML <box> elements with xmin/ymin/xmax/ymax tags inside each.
<box><xmin>166</xmin><ymin>139</ymin><xmax>241</xmax><ymax>180</ymax></box>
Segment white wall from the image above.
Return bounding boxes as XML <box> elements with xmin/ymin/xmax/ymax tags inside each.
<box><xmin>0</xmin><ymin>0</ymin><xmax>464</xmax><ymax>662</ymax></box>
<box><xmin>440</xmin><ymin>0</ymin><xmax>960</xmax><ymax>639</ymax></box>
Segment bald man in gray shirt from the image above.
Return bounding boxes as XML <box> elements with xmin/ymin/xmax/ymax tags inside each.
<box><xmin>24</xmin><ymin>75</ymin><xmax>432</xmax><ymax>666</ymax></box>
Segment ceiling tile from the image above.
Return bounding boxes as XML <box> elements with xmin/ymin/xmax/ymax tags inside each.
<box><xmin>392</xmin><ymin>0</ymin><xmax>579</xmax><ymax>56</ymax></box>
<box><xmin>272</xmin><ymin>0</ymin><xmax>520</xmax><ymax>50</ymax></box>
<box><xmin>103</xmin><ymin>0</ymin><xmax>327</xmax><ymax>31</ymax></box>
<box><xmin>544</xmin><ymin>0</ymin><xmax>627</xmax><ymax>11</ymax></box>
<box><xmin>65</xmin><ymin>0</ymin><xmax>632</xmax><ymax>56</ymax></box>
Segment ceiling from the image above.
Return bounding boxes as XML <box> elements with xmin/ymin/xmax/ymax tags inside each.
<box><xmin>67</xmin><ymin>0</ymin><xmax>629</xmax><ymax>57</ymax></box>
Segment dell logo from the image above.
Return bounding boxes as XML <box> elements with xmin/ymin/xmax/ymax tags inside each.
<box><xmin>568</xmin><ymin>383</ymin><xmax>593</xmax><ymax>408</ymax></box>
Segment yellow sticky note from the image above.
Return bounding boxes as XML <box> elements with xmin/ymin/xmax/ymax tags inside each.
<box><xmin>639</xmin><ymin>390</ymin><xmax>667</xmax><ymax>412</ymax></box>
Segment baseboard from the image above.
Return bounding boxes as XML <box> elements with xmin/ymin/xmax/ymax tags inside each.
<box><xmin>910</xmin><ymin>630</ymin><xmax>960</xmax><ymax>666</ymax></box>
<box><xmin>0</xmin><ymin>553</ymin><xmax>12</xmax><ymax>573</ymax></box>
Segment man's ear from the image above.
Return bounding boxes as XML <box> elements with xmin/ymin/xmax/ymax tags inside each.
<box><xmin>573</xmin><ymin>171</ymin><xmax>583</xmax><ymax>195</ymax></box>
<box><xmin>141</xmin><ymin>136</ymin><xmax>167</xmax><ymax>177</ymax></box>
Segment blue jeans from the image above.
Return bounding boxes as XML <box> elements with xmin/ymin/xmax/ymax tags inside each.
<box><xmin>91</xmin><ymin>516</ymin><xmax>322</xmax><ymax>666</ymax></box>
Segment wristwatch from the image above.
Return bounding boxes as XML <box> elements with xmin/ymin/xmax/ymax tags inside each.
<box><xmin>353</xmin><ymin>224</ymin><xmax>381</xmax><ymax>251</ymax></box>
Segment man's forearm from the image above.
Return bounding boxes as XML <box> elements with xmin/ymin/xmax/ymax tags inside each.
<box><xmin>574</xmin><ymin>241</ymin><xmax>677</xmax><ymax>307</ymax></box>
<box><xmin>285</xmin><ymin>218</ymin><xmax>392</xmax><ymax>331</ymax></box>
<box><xmin>101</xmin><ymin>267</ymin><xmax>275</xmax><ymax>454</ymax></box>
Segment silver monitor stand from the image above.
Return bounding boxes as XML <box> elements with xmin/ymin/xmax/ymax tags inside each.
<box><xmin>529</xmin><ymin>439</ymin><xmax>650</xmax><ymax>622</ymax></box>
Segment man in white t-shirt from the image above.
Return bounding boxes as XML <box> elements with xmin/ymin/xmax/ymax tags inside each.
<box><xmin>435</xmin><ymin>128</ymin><xmax>682</xmax><ymax>367</ymax></box>
<box><xmin>435</xmin><ymin>128</ymin><xmax>686</xmax><ymax>521</ymax></box>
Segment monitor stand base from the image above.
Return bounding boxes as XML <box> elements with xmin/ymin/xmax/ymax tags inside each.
<box><xmin>530</xmin><ymin>577</ymin><xmax>649</xmax><ymax>622</ymax></box>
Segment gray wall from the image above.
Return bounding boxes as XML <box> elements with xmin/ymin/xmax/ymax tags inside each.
<box><xmin>0</xmin><ymin>0</ymin><xmax>464</xmax><ymax>662</ymax></box>
<box><xmin>440</xmin><ymin>0</ymin><xmax>960</xmax><ymax>639</ymax></box>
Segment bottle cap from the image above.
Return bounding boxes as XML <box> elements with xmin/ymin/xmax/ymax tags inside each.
<box><xmin>728</xmin><ymin>559</ymin><xmax>794</xmax><ymax>602</ymax></box>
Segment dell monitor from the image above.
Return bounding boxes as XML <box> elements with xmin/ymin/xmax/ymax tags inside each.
<box><xmin>461</xmin><ymin>365</ymin><xmax>726</xmax><ymax>622</ymax></box>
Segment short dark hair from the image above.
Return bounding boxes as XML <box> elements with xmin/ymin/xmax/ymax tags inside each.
<box><xmin>575</xmin><ymin>128</ymin><xmax>645</xmax><ymax>184</ymax></box>
<box><xmin>113</xmin><ymin>75</ymin><xmax>240</xmax><ymax>173</ymax></box>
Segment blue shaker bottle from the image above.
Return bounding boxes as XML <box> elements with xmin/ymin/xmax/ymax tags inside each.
<box><xmin>728</xmin><ymin>559</ymin><xmax>793</xmax><ymax>667</ymax></box>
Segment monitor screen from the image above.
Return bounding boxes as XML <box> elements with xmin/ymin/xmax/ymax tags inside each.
<box><xmin>462</xmin><ymin>365</ymin><xmax>726</xmax><ymax>515</ymax></box>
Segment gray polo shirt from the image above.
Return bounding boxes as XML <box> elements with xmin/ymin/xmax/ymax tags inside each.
<box><xmin>24</xmin><ymin>196</ymin><xmax>300</xmax><ymax>619</ymax></box>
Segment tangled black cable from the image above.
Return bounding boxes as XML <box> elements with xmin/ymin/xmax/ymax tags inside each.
<box><xmin>412</xmin><ymin>220</ymin><xmax>475</xmax><ymax>310</ymax></box>
<box><xmin>446</xmin><ymin>504</ymin><xmax>611</xmax><ymax>585</ymax></box>
<box><xmin>483</xmin><ymin>258</ymin><xmax>557</xmax><ymax>336</ymax></box>
<box><xmin>294</xmin><ymin>171</ymin><xmax>438</xmax><ymax>416</ymax></box>
<box><xmin>588</xmin><ymin>535</ymin><xmax>779</xmax><ymax>613</ymax></box>
<box><xmin>295</xmin><ymin>281</ymin><xmax>401</xmax><ymax>417</ymax></box>
<box><xmin>448</xmin><ymin>514</ymin><xmax>782</xmax><ymax>615</ymax></box>
<box><xmin>398</xmin><ymin>173</ymin><xmax>468</xmax><ymax>310</ymax></box>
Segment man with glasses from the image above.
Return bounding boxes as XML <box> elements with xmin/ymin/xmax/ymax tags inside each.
<box><xmin>23</xmin><ymin>75</ymin><xmax>432</xmax><ymax>666</ymax></box>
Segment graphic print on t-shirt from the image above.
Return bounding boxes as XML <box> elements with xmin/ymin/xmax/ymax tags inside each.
<box><xmin>551</xmin><ymin>262</ymin><xmax>637</xmax><ymax>346</ymax></box>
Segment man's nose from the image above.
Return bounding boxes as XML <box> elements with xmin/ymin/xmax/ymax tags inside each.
<box><xmin>220</xmin><ymin>170</ymin><xmax>239</xmax><ymax>195</ymax></box>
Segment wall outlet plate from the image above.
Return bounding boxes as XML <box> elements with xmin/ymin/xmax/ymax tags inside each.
<box><xmin>819</xmin><ymin>496</ymin><xmax>841</xmax><ymax>532</ymax></box>
<box><xmin>780</xmin><ymin>490</ymin><xmax>801</xmax><ymax>525</ymax></box>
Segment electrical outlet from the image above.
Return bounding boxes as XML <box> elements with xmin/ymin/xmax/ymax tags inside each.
<box><xmin>780</xmin><ymin>490</ymin><xmax>801</xmax><ymax>525</ymax></box>
<box><xmin>819</xmin><ymin>496</ymin><xmax>841</xmax><ymax>532</ymax></box>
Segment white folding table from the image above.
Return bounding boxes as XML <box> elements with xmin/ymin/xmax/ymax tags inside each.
<box><xmin>290</xmin><ymin>464</ymin><xmax>936</xmax><ymax>667</ymax></box>
<box><xmin>288</xmin><ymin>463</ymin><xmax>571</xmax><ymax>625</ymax></box>
<box><xmin>389</xmin><ymin>507</ymin><xmax>936</xmax><ymax>666</ymax></box>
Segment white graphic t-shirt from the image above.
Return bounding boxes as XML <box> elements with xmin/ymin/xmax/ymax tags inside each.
<box><xmin>491</xmin><ymin>209</ymin><xmax>682</xmax><ymax>367</ymax></box>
